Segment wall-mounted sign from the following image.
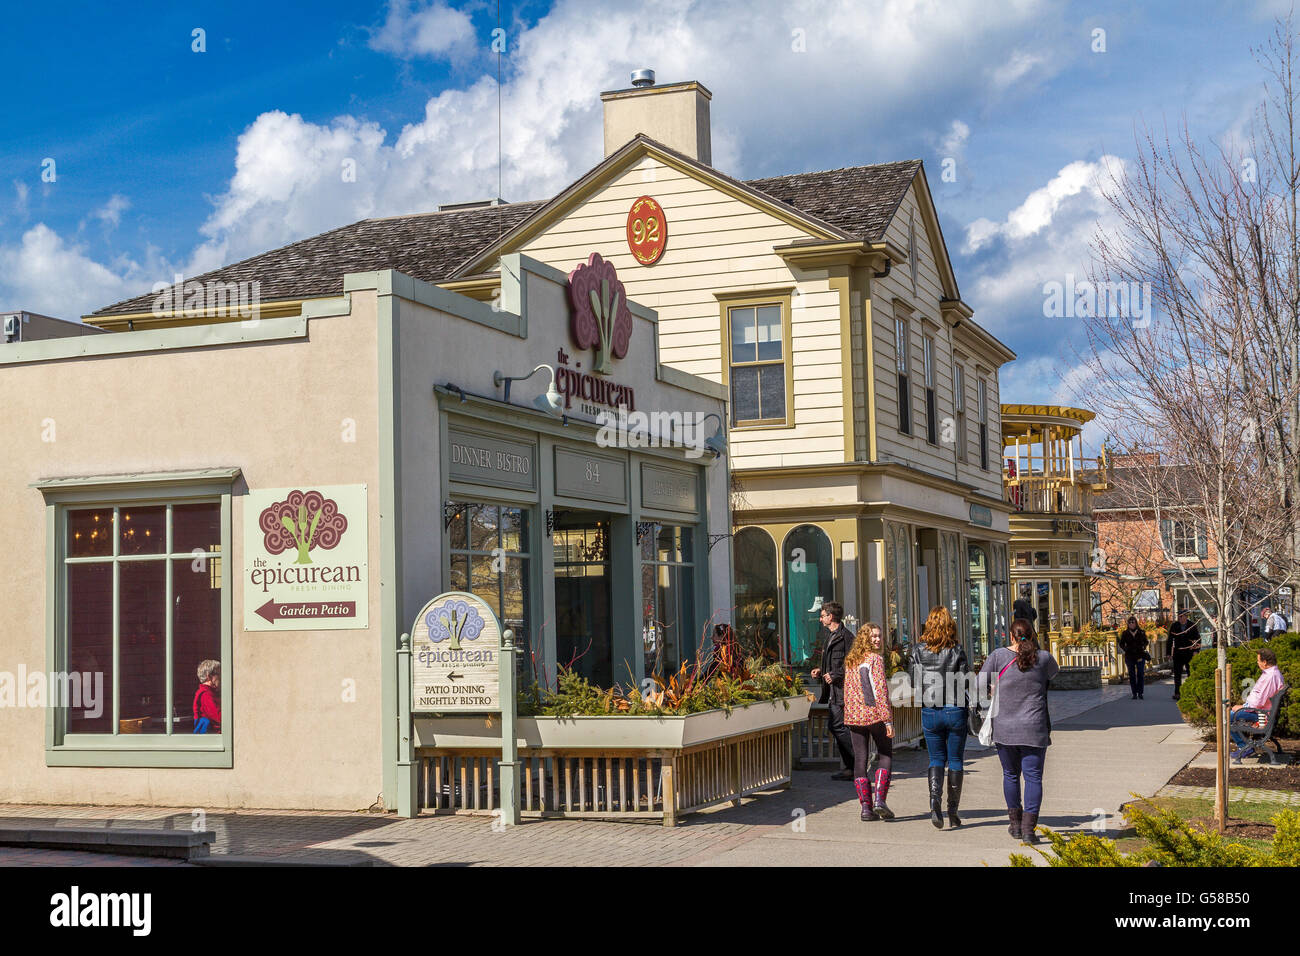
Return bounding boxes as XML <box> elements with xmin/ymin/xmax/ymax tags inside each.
<box><xmin>554</xmin><ymin>447</ymin><xmax>628</xmax><ymax>505</ymax></box>
<box><xmin>447</xmin><ymin>428</ymin><xmax>536</xmax><ymax>491</ymax></box>
<box><xmin>244</xmin><ymin>485</ymin><xmax>368</xmax><ymax>630</ymax></box>
<box><xmin>641</xmin><ymin>463</ymin><xmax>698</xmax><ymax>514</ymax></box>
<box><xmin>969</xmin><ymin>504</ymin><xmax>993</xmax><ymax>528</ymax></box>
<box><xmin>568</xmin><ymin>252</ymin><xmax>632</xmax><ymax>375</ymax></box>
<box><xmin>410</xmin><ymin>591</ymin><xmax>502</xmax><ymax>712</ymax></box>
<box><xmin>626</xmin><ymin>195</ymin><xmax>667</xmax><ymax>265</ymax></box>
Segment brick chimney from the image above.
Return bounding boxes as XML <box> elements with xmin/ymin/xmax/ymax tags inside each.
<box><xmin>601</xmin><ymin>72</ymin><xmax>712</xmax><ymax>164</ymax></box>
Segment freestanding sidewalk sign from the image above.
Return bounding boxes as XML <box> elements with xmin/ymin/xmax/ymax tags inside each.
<box><xmin>398</xmin><ymin>592</ymin><xmax>518</xmax><ymax>823</ymax></box>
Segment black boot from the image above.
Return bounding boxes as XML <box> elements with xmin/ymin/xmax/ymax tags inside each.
<box><xmin>1021</xmin><ymin>811</ymin><xmax>1039</xmax><ymax>844</ymax></box>
<box><xmin>1007</xmin><ymin>807</ymin><xmax>1023</xmax><ymax>840</ymax></box>
<box><xmin>928</xmin><ymin>767</ymin><xmax>944</xmax><ymax>829</ymax></box>
<box><xmin>946</xmin><ymin>770</ymin><xmax>964</xmax><ymax>828</ymax></box>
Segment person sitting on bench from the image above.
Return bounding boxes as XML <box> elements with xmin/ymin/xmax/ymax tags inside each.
<box><xmin>1230</xmin><ymin>648</ymin><xmax>1284</xmax><ymax>760</ymax></box>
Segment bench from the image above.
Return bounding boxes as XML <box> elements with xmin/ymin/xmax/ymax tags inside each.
<box><xmin>1230</xmin><ymin>684</ymin><xmax>1290</xmax><ymax>765</ymax></box>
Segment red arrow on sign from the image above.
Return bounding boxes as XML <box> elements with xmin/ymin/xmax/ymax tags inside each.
<box><xmin>255</xmin><ymin>599</ymin><xmax>357</xmax><ymax>623</ymax></box>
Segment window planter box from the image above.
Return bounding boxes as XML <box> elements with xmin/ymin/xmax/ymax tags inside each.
<box><xmin>412</xmin><ymin>695</ymin><xmax>811</xmax><ymax>826</ymax></box>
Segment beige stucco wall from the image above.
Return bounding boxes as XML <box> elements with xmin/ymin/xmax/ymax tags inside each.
<box><xmin>0</xmin><ymin>294</ymin><xmax>384</xmax><ymax>809</ymax></box>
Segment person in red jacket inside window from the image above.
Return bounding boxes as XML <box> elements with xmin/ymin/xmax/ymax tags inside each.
<box><xmin>193</xmin><ymin>659</ymin><xmax>221</xmax><ymax>733</ymax></box>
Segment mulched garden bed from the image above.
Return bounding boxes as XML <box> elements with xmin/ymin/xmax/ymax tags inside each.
<box><xmin>1185</xmin><ymin>817</ymin><xmax>1276</xmax><ymax>840</ymax></box>
<box><xmin>1170</xmin><ymin>765</ymin><xmax>1300</xmax><ymax>791</ymax></box>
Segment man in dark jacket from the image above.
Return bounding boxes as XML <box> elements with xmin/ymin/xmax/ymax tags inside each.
<box><xmin>1167</xmin><ymin>610</ymin><xmax>1200</xmax><ymax>700</ymax></box>
<box><xmin>809</xmin><ymin>601</ymin><xmax>855</xmax><ymax>780</ymax></box>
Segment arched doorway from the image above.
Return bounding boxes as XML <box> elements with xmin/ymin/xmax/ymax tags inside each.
<box><xmin>732</xmin><ymin>527</ymin><xmax>780</xmax><ymax>663</ymax></box>
<box><xmin>783</xmin><ymin>525</ymin><xmax>833</xmax><ymax>668</ymax></box>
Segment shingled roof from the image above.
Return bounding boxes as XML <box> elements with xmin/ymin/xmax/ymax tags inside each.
<box><xmin>89</xmin><ymin>148</ymin><xmax>922</xmax><ymax>318</ymax></box>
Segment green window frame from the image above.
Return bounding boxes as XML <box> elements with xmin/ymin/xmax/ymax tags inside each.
<box><xmin>37</xmin><ymin>470</ymin><xmax>237</xmax><ymax>768</ymax></box>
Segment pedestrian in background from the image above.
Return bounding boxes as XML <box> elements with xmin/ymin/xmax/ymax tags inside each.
<box><xmin>1167</xmin><ymin>610</ymin><xmax>1200</xmax><ymax>700</ymax></box>
<box><xmin>1118</xmin><ymin>616</ymin><xmax>1149</xmax><ymax>700</ymax></box>
<box><xmin>979</xmin><ymin>619</ymin><xmax>1058</xmax><ymax>844</ymax></box>
<box><xmin>809</xmin><ymin>601</ymin><xmax>855</xmax><ymax>781</ymax></box>
<box><xmin>910</xmin><ymin>605</ymin><xmax>972</xmax><ymax>829</ymax></box>
<box><xmin>843</xmin><ymin>622</ymin><xmax>894</xmax><ymax>820</ymax></box>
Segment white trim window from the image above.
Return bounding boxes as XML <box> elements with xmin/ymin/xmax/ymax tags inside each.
<box><xmin>954</xmin><ymin>362</ymin><xmax>967</xmax><ymax>461</ymax></box>
<box><xmin>923</xmin><ymin>333</ymin><xmax>937</xmax><ymax>445</ymax></box>
<box><xmin>895</xmin><ymin>315</ymin><xmax>912</xmax><ymax>436</ymax></box>
<box><xmin>978</xmin><ymin>376</ymin><xmax>989</xmax><ymax>470</ymax></box>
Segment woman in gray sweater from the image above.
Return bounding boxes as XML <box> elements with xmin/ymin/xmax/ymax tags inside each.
<box><xmin>978</xmin><ymin>618</ymin><xmax>1059</xmax><ymax>844</ymax></box>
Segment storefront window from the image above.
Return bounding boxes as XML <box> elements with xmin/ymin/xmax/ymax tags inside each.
<box><xmin>884</xmin><ymin>522</ymin><xmax>914</xmax><ymax>649</ymax></box>
<box><xmin>1017</xmin><ymin>580</ymin><xmax>1052</xmax><ymax>631</ymax></box>
<box><xmin>63</xmin><ymin>502</ymin><xmax>223</xmax><ymax>735</ymax></box>
<box><xmin>939</xmin><ymin>531</ymin><xmax>964</xmax><ymax>639</ymax></box>
<box><xmin>446</xmin><ymin>502</ymin><xmax>532</xmax><ymax>678</ymax></box>
<box><xmin>989</xmin><ymin>543</ymin><xmax>1010</xmax><ymax>648</ymax></box>
<box><xmin>783</xmin><ymin>525</ymin><xmax>833</xmax><ymax>667</ymax></box>
<box><xmin>641</xmin><ymin>524</ymin><xmax>695</xmax><ymax>678</ymax></box>
<box><xmin>733</xmin><ymin>528</ymin><xmax>780</xmax><ymax>662</ymax></box>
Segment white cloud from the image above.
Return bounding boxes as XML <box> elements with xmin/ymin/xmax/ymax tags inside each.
<box><xmin>26</xmin><ymin>0</ymin><xmax>1069</xmax><ymax>318</ymax></box>
<box><xmin>91</xmin><ymin>194</ymin><xmax>131</xmax><ymax>229</ymax></box>
<box><xmin>189</xmin><ymin>0</ymin><xmax>1064</xmax><ymax>269</ymax></box>
<box><xmin>964</xmin><ymin>156</ymin><xmax>1122</xmax><ymax>254</ymax></box>
<box><xmin>369</xmin><ymin>0</ymin><xmax>477</xmax><ymax>61</ymax></box>
<box><xmin>989</xmin><ymin>49</ymin><xmax>1045</xmax><ymax>91</ymax></box>
<box><xmin>939</xmin><ymin>119</ymin><xmax>970</xmax><ymax>160</ymax></box>
<box><xmin>0</xmin><ymin>224</ymin><xmax>151</xmax><ymax>319</ymax></box>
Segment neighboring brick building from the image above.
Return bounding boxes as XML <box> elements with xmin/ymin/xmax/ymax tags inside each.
<box><xmin>1091</xmin><ymin>454</ymin><xmax>1279</xmax><ymax>643</ymax></box>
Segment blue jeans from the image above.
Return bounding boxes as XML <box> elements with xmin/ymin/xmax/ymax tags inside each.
<box><xmin>1127</xmin><ymin>659</ymin><xmax>1145</xmax><ymax>696</ymax></box>
<box><xmin>922</xmin><ymin>706</ymin><xmax>970</xmax><ymax>771</ymax></box>
<box><xmin>1230</xmin><ymin>709</ymin><xmax>1261</xmax><ymax>750</ymax></box>
<box><xmin>996</xmin><ymin>744</ymin><xmax>1046</xmax><ymax>814</ymax></box>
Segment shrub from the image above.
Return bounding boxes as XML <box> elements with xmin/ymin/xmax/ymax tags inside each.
<box><xmin>1176</xmin><ymin>633</ymin><xmax>1300</xmax><ymax>736</ymax></box>
<box><xmin>1011</xmin><ymin>800</ymin><xmax>1300</xmax><ymax>867</ymax></box>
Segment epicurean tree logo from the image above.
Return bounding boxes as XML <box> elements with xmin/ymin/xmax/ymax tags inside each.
<box><xmin>259</xmin><ymin>490</ymin><xmax>348</xmax><ymax>565</ymax></box>
<box><xmin>568</xmin><ymin>252</ymin><xmax>632</xmax><ymax>375</ymax></box>
<box><xmin>426</xmin><ymin>598</ymin><xmax>485</xmax><ymax>651</ymax></box>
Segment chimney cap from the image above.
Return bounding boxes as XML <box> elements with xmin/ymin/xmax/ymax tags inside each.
<box><xmin>630</xmin><ymin>68</ymin><xmax>655</xmax><ymax>88</ymax></box>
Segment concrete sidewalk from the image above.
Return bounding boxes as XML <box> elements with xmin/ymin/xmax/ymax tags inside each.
<box><xmin>0</xmin><ymin>682</ymin><xmax>1203</xmax><ymax>867</ymax></box>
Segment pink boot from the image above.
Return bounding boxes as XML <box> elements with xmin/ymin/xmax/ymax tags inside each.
<box><xmin>855</xmin><ymin>777</ymin><xmax>877</xmax><ymax>821</ymax></box>
<box><xmin>872</xmin><ymin>768</ymin><xmax>895</xmax><ymax>819</ymax></box>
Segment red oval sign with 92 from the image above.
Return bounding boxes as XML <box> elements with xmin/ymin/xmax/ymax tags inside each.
<box><xmin>627</xmin><ymin>196</ymin><xmax>667</xmax><ymax>265</ymax></box>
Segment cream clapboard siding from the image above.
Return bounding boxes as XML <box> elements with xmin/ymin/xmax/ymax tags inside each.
<box><xmin>867</xmin><ymin>184</ymin><xmax>1005</xmax><ymax>501</ymax></box>
<box><xmin>509</xmin><ymin>155</ymin><xmax>848</xmax><ymax>470</ymax></box>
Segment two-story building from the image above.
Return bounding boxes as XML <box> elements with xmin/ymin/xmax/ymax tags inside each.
<box><xmin>1001</xmin><ymin>404</ymin><xmax>1108</xmax><ymax>648</ymax></box>
<box><xmin>87</xmin><ymin>73</ymin><xmax>1017</xmax><ymax>667</ymax></box>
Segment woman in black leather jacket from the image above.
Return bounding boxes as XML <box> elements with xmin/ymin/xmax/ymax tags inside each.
<box><xmin>909</xmin><ymin>606</ymin><xmax>973</xmax><ymax>829</ymax></box>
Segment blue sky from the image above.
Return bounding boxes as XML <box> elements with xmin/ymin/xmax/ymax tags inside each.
<box><xmin>2</xmin><ymin>0</ymin><xmax>1290</xmax><ymax>414</ymax></box>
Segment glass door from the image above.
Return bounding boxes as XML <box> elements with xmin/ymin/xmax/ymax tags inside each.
<box><xmin>968</xmin><ymin>545</ymin><xmax>989</xmax><ymax>662</ymax></box>
<box><xmin>552</xmin><ymin>511</ymin><xmax>612</xmax><ymax>688</ymax></box>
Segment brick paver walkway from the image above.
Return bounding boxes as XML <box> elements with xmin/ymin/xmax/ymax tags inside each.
<box><xmin>1156</xmin><ymin>784</ymin><xmax>1300</xmax><ymax>806</ymax></box>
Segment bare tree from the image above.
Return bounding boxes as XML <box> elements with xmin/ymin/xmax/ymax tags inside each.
<box><xmin>1073</xmin><ymin>17</ymin><xmax>1300</xmax><ymax>829</ymax></box>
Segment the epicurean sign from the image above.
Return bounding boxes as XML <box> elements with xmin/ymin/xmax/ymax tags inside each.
<box><xmin>243</xmin><ymin>485</ymin><xmax>368</xmax><ymax>631</ymax></box>
<box><xmin>410</xmin><ymin>592</ymin><xmax>502</xmax><ymax>712</ymax></box>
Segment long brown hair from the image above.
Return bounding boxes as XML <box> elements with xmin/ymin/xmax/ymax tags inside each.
<box><xmin>919</xmin><ymin>606</ymin><xmax>958</xmax><ymax>651</ymax></box>
<box><xmin>1010</xmin><ymin>618</ymin><xmax>1039</xmax><ymax>671</ymax></box>
<box><xmin>844</xmin><ymin>622</ymin><xmax>883</xmax><ymax>670</ymax></box>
